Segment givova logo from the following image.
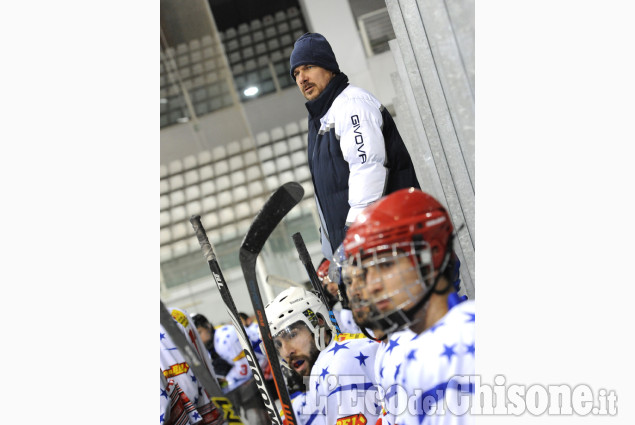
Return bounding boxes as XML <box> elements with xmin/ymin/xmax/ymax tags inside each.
<box><xmin>351</xmin><ymin>115</ymin><xmax>367</xmax><ymax>164</ymax></box>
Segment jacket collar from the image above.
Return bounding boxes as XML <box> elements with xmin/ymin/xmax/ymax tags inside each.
<box><xmin>305</xmin><ymin>73</ymin><xmax>349</xmax><ymax>119</ymax></box>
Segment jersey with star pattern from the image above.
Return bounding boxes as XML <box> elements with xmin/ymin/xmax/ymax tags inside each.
<box><xmin>394</xmin><ymin>299</ymin><xmax>475</xmax><ymax>425</ymax></box>
<box><xmin>245</xmin><ymin>321</ymin><xmax>273</xmax><ymax>380</ymax></box>
<box><xmin>373</xmin><ymin>328</ymin><xmax>416</xmax><ymax>425</ymax></box>
<box><xmin>334</xmin><ymin>308</ymin><xmax>362</xmax><ymax>335</ymax></box>
<box><xmin>160</xmin><ymin>307</ymin><xmax>223</xmax><ymax>425</ymax></box>
<box><xmin>299</xmin><ymin>333</ymin><xmax>382</xmax><ymax>425</ymax></box>
<box><xmin>214</xmin><ymin>324</ymin><xmax>252</xmax><ymax>393</ymax></box>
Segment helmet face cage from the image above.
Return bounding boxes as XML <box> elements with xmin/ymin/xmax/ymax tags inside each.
<box><xmin>342</xmin><ymin>240</ymin><xmax>436</xmax><ymax>332</ymax></box>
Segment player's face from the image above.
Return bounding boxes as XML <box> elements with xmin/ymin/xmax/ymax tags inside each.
<box><xmin>196</xmin><ymin>326</ymin><xmax>212</xmax><ymax>345</ymax></box>
<box><xmin>346</xmin><ymin>265</ymin><xmax>371</xmax><ymax>324</ymax></box>
<box><xmin>322</xmin><ymin>275</ymin><xmax>339</xmax><ymax>298</ymax></box>
<box><xmin>273</xmin><ymin>323</ymin><xmax>320</xmax><ymax>377</ymax></box>
<box><xmin>363</xmin><ymin>252</ymin><xmax>424</xmax><ymax>314</ymax></box>
<box><xmin>293</xmin><ymin>64</ymin><xmax>334</xmax><ymax>101</ymax></box>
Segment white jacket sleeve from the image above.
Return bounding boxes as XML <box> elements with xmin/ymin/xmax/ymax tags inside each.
<box><xmin>338</xmin><ymin>98</ymin><xmax>388</xmax><ymax>224</ymax></box>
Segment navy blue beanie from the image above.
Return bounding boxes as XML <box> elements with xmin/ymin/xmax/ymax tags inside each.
<box><xmin>289</xmin><ymin>32</ymin><xmax>340</xmax><ymax>79</ymax></box>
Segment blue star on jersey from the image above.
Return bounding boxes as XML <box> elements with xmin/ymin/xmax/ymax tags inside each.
<box><xmin>441</xmin><ymin>344</ymin><xmax>457</xmax><ymax>362</ymax></box>
<box><xmin>319</xmin><ymin>366</ymin><xmax>330</xmax><ymax>380</ymax></box>
<box><xmin>355</xmin><ymin>352</ymin><xmax>369</xmax><ymax>365</ymax></box>
<box><xmin>295</xmin><ymin>334</ymin><xmax>381</xmax><ymax>425</ymax></box>
<box><xmin>386</xmin><ymin>337</ymin><xmax>401</xmax><ymax>354</ymax></box>
<box><xmin>327</xmin><ymin>341</ymin><xmax>350</xmax><ymax>355</ymax></box>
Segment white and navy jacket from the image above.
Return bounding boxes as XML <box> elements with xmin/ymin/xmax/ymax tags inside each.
<box><xmin>305</xmin><ymin>73</ymin><xmax>421</xmax><ymax>258</ymax></box>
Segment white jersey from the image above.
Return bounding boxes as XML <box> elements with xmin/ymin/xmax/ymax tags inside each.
<box><xmin>394</xmin><ymin>299</ymin><xmax>475</xmax><ymax>425</ymax></box>
<box><xmin>160</xmin><ymin>307</ymin><xmax>223</xmax><ymax>425</ymax></box>
<box><xmin>334</xmin><ymin>308</ymin><xmax>362</xmax><ymax>334</ymax></box>
<box><xmin>245</xmin><ymin>322</ymin><xmax>273</xmax><ymax>380</ymax></box>
<box><xmin>214</xmin><ymin>324</ymin><xmax>252</xmax><ymax>392</ymax></box>
<box><xmin>300</xmin><ymin>333</ymin><xmax>382</xmax><ymax>425</ymax></box>
<box><xmin>373</xmin><ymin>328</ymin><xmax>417</xmax><ymax>425</ymax></box>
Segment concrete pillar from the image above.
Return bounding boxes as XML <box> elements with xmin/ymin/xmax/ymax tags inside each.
<box><xmin>386</xmin><ymin>0</ymin><xmax>475</xmax><ymax>298</ymax></box>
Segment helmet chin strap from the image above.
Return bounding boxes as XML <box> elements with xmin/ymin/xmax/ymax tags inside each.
<box><xmin>316</xmin><ymin>325</ymin><xmax>330</xmax><ymax>351</ymax></box>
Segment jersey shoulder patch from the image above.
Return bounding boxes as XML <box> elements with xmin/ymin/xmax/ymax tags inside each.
<box><xmin>337</xmin><ymin>333</ymin><xmax>371</xmax><ymax>342</ymax></box>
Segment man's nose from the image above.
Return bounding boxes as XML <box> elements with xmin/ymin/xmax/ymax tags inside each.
<box><xmin>278</xmin><ymin>340</ymin><xmax>294</xmax><ymax>359</ymax></box>
<box><xmin>366</xmin><ymin>266</ymin><xmax>384</xmax><ymax>295</ymax></box>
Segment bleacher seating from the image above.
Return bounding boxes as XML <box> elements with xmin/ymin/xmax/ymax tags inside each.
<box><xmin>161</xmin><ymin>7</ymin><xmax>309</xmax><ymax>127</ymax></box>
<box><xmin>160</xmin><ymin>118</ymin><xmax>315</xmax><ymax>263</ymax></box>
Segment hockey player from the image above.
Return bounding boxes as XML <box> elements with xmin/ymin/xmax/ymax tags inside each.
<box><xmin>192</xmin><ymin>313</ymin><xmax>234</xmax><ymax>382</ymax></box>
<box><xmin>265</xmin><ymin>287</ymin><xmax>382</xmax><ymax>425</ymax></box>
<box><xmin>341</xmin><ymin>188</ymin><xmax>475</xmax><ymax>424</ymax></box>
<box><xmin>214</xmin><ymin>323</ymin><xmax>270</xmax><ymax>425</ymax></box>
<box><xmin>341</xmin><ymin>254</ymin><xmax>415</xmax><ymax>425</ymax></box>
<box><xmin>160</xmin><ymin>307</ymin><xmax>228</xmax><ymax>425</ymax></box>
<box><xmin>316</xmin><ymin>258</ymin><xmax>361</xmax><ymax>334</ymax></box>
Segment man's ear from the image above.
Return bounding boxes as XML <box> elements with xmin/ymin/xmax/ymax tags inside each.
<box><xmin>317</xmin><ymin>316</ymin><xmax>326</xmax><ymax>327</ymax></box>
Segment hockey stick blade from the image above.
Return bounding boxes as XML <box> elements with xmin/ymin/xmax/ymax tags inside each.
<box><xmin>239</xmin><ymin>181</ymin><xmax>304</xmax><ymax>425</ymax></box>
<box><xmin>160</xmin><ymin>300</ymin><xmax>244</xmax><ymax>424</ymax></box>
<box><xmin>292</xmin><ymin>231</ymin><xmax>342</xmax><ymax>335</ymax></box>
<box><xmin>239</xmin><ymin>181</ymin><xmax>304</xmax><ymax>256</ymax></box>
<box><xmin>190</xmin><ymin>215</ymin><xmax>283</xmax><ymax>425</ymax></box>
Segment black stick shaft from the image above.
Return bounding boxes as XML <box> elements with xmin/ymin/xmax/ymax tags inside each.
<box><xmin>291</xmin><ymin>231</ymin><xmax>342</xmax><ymax>335</ymax></box>
<box><xmin>239</xmin><ymin>182</ymin><xmax>304</xmax><ymax>425</ymax></box>
<box><xmin>190</xmin><ymin>215</ymin><xmax>283</xmax><ymax>425</ymax></box>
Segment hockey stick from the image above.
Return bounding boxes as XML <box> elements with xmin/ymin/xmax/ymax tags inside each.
<box><xmin>291</xmin><ymin>231</ymin><xmax>342</xmax><ymax>335</ymax></box>
<box><xmin>239</xmin><ymin>181</ymin><xmax>304</xmax><ymax>425</ymax></box>
<box><xmin>160</xmin><ymin>301</ymin><xmax>244</xmax><ymax>424</ymax></box>
<box><xmin>189</xmin><ymin>216</ymin><xmax>283</xmax><ymax>425</ymax></box>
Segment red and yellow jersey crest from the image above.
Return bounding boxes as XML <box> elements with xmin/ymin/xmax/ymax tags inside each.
<box><xmin>335</xmin><ymin>413</ymin><xmax>367</xmax><ymax>425</ymax></box>
<box><xmin>162</xmin><ymin>362</ymin><xmax>190</xmax><ymax>378</ymax></box>
<box><xmin>336</xmin><ymin>332</ymin><xmax>370</xmax><ymax>342</ymax></box>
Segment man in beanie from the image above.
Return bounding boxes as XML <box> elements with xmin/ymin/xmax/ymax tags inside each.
<box><xmin>290</xmin><ymin>32</ymin><xmax>421</xmax><ymax>259</ymax></box>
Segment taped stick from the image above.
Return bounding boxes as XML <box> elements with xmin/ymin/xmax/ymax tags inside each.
<box><xmin>291</xmin><ymin>231</ymin><xmax>342</xmax><ymax>335</ymax></box>
<box><xmin>190</xmin><ymin>215</ymin><xmax>283</xmax><ymax>425</ymax></box>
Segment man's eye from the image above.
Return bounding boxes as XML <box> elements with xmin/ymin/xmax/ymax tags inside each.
<box><xmin>378</xmin><ymin>260</ymin><xmax>395</xmax><ymax>269</ymax></box>
<box><xmin>289</xmin><ymin>330</ymin><xmax>297</xmax><ymax>339</ymax></box>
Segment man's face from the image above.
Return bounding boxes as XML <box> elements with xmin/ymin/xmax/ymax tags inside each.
<box><xmin>196</xmin><ymin>326</ymin><xmax>212</xmax><ymax>345</ymax></box>
<box><xmin>293</xmin><ymin>64</ymin><xmax>334</xmax><ymax>101</ymax></box>
<box><xmin>363</xmin><ymin>252</ymin><xmax>424</xmax><ymax>314</ymax></box>
<box><xmin>321</xmin><ymin>275</ymin><xmax>339</xmax><ymax>298</ymax></box>
<box><xmin>273</xmin><ymin>322</ymin><xmax>320</xmax><ymax>377</ymax></box>
<box><xmin>346</xmin><ymin>265</ymin><xmax>371</xmax><ymax>324</ymax></box>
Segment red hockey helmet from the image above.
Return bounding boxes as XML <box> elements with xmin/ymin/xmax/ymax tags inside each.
<box><xmin>343</xmin><ymin>188</ymin><xmax>453</xmax><ymax>275</ymax></box>
<box><xmin>316</xmin><ymin>258</ymin><xmax>330</xmax><ymax>281</ymax></box>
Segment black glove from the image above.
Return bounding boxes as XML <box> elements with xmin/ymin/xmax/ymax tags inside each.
<box><xmin>212</xmin><ymin>356</ymin><xmax>233</xmax><ymax>377</ymax></box>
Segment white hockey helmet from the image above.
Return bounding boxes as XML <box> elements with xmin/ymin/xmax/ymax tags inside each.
<box><xmin>266</xmin><ymin>286</ymin><xmax>335</xmax><ymax>351</ymax></box>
